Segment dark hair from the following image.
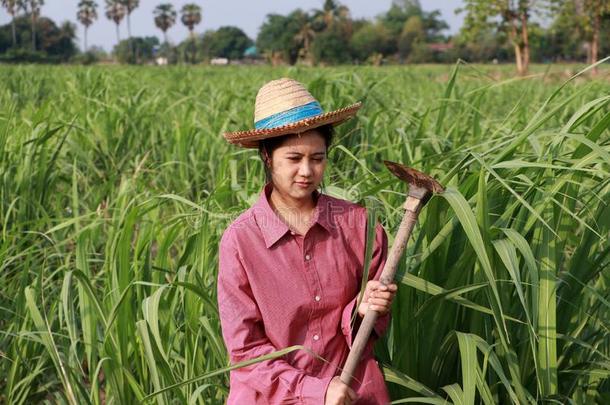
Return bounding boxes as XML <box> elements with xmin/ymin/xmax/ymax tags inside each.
<box><xmin>258</xmin><ymin>124</ymin><xmax>335</xmax><ymax>183</ymax></box>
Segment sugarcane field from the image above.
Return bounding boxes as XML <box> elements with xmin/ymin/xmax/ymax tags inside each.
<box><xmin>1</xmin><ymin>1</ymin><xmax>609</xmax><ymax>404</ymax></box>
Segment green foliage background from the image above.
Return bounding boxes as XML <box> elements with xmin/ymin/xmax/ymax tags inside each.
<box><xmin>0</xmin><ymin>63</ymin><xmax>609</xmax><ymax>404</ymax></box>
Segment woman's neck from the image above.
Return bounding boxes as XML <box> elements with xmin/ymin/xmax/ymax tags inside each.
<box><xmin>268</xmin><ymin>186</ymin><xmax>318</xmax><ymax>232</ymax></box>
<box><xmin>269</xmin><ymin>187</ymin><xmax>315</xmax><ymax>213</ymax></box>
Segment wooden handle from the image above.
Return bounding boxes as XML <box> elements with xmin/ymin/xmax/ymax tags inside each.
<box><xmin>339</xmin><ymin>196</ymin><xmax>423</xmax><ymax>386</ymax></box>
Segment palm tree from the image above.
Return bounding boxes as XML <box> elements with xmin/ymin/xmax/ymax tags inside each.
<box><xmin>153</xmin><ymin>3</ymin><xmax>176</xmax><ymax>44</ymax></box>
<box><xmin>293</xmin><ymin>13</ymin><xmax>315</xmax><ymax>65</ymax></box>
<box><xmin>119</xmin><ymin>0</ymin><xmax>138</xmax><ymax>40</ymax></box>
<box><xmin>1</xmin><ymin>0</ymin><xmax>19</xmax><ymax>47</ymax></box>
<box><xmin>119</xmin><ymin>0</ymin><xmax>139</xmax><ymax>60</ymax></box>
<box><xmin>180</xmin><ymin>3</ymin><xmax>202</xmax><ymax>39</ymax></box>
<box><xmin>180</xmin><ymin>3</ymin><xmax>201</xmax><ymax>63</ymax></box>
<box><xmin>313</xmin><ymin>0</ymin><xmax>351</xmax><ymax>34</ymax></box>
<box><xmin>77</xmin><ymin>0</ymin><xmax>98</xmax><ymax>51</ymax></box>
<box><xmin>21</xmin><ymin>0</ymin><xmax>44</xmax><ymax>51</ymax></box>
<box><xmin>105</xmin><ymin>0</ymin><xmax>126</xmax><ymax>45</ymax></box>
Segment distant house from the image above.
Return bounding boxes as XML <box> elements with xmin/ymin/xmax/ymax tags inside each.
<box><xmin>427</xmin><ymin>43</ymin><xmax>454</xmax><ymax>52</ymax></box>
<box><xmin>211</xmin><ymin>57</ymin><xmax>229</xmax><ymax>65</ymax></box>
<box><xmin>243</xmin><ymin>46</ymin><xmax>265</xmax><ymax>64</ymax></box>
<box><xmin>244</xmin><ymin>46</ymin><xmax>258</xmax><ymax>58</ymax></box>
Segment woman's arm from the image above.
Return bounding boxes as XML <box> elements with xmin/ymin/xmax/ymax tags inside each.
<box><xmin>217</xmin><ymin>231</ymin><xmax>333</xmax><ymax>404</ymax></box>
<box><xmin>340</xmin><ymin>222</ymin><xmax>392</xmax><ymax>349</ymax></box>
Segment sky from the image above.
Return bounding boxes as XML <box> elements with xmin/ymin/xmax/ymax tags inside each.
<box><xmin>0</xmin><ymin>0</ymin><xmax>465</xmax><ymax>52</ymax></box>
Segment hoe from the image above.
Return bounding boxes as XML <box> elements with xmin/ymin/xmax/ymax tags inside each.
<box><xmin>340</xmin><ymin>160</ymin><xmax>445</xmax><ymax>390</ymax></box>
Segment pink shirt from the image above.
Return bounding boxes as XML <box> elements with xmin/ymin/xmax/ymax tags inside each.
<box><xmin>217</xmin><ymin>182</ymin><xmax>391</xmax><ymax>404</ymax></box>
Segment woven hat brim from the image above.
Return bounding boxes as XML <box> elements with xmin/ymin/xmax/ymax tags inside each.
<box><xmin>223</xmin><ymin>102</ymin><xmax>362</xmax><ymax>149</ymax></box>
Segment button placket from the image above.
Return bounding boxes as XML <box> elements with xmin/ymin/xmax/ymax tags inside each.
<box><xmin>303</xmin><ymin>236</ymin><xmax>320</xmax><ymax>347</ymax></box>
<box><xmin>303</xmin><ymin>232</ymin><xmax>324</xmax><ymax>373</ymax></box>
<box><xmin>304</xmin><ymin>235</ymin><xmax>324</xmax><ymax>374</ymax></box>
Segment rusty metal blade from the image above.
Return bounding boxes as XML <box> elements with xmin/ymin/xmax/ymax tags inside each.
<box><xmin>383</xmin><ymin>160</ymin><xmax>445</xmax><ymax>193</ymax></box>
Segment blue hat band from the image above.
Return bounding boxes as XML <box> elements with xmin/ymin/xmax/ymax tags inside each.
<box><xmin>254</xmin><ymin>101</ymin><xmax>324</xmax><ymax>130</ymax></box>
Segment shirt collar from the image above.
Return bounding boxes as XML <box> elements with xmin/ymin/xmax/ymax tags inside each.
<box><xmin>253</xmin><ymin>182</ymin><xmax>335</xmax><ymax>249</ymax></box>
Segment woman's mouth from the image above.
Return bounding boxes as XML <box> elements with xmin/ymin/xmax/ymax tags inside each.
<box><xmin>295</xmin><ymin>182</ymin><xmax>312</xmax><ymax>188</ymax></box>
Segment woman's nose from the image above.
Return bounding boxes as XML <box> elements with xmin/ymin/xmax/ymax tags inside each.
<box><xmin>298</xmin><ymin>161</ymin><xmax>313</xmax><ymax>176</ymax></box>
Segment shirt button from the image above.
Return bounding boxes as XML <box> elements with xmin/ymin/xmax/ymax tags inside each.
<box><xmin>314</xmin><ymin>295</ymin><xmax>321</xmax><ymax>302</ymax></box>
<box><xmin>313</xmin><ymin>334</ymin><xmax>319</xmax><ymax>341</ymax></box>
<box><xmin>305</xmin><ymin>254</ymin><xmax>311</xmax><ymax>261</ymax></box>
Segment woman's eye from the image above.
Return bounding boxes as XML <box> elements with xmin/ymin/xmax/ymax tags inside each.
<box><xmin>312</xmin><ymin>158</ymin><xmax>323</xmax><ymax>162</ymax></box>
<box><xmin>288</xmin><ymin>157</ymin><xmax>300</xmax><ymax>161</ymax></box>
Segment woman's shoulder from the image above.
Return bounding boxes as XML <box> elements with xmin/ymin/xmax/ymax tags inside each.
<box><xmin>323</xmin><ymin>193</ymin><xmax>386</xmax><ymax>238</ymax></box>
<box><xmin>219</xmin><ymin>207</ymin><xmax>258</xmax><ymax>248</ymax></box>
<box><xmin>324</xmin><ymin>193</ymin><xmax>365</xmax><ymax>211</ymax></box>
<box><xmin>322</xmin><ymin>193</ymin><xmax>369</xmax><ymax>227</ymax></box>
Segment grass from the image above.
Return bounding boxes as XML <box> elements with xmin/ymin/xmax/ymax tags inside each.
<box><xmin>0</xmin><ymin>62</ymin><xmax>609</xmax><ymax>404</ymax></box>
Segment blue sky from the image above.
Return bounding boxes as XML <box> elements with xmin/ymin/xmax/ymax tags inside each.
<box><xmin>0</xmin><ymin>1</ymin><xmax>464</xmax><ymax>51</ymax></box>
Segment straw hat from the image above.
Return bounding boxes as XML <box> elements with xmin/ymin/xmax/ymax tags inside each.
<box><xmin>223</xmin><ymin>78</ymin><xmax>362</xmax><ymax>148</ymax></box>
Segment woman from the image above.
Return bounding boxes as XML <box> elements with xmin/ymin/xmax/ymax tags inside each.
<box><xmin>217</xmin><ymin>78</ymin><xmax>398</xmax><ymax>405</ymax></box>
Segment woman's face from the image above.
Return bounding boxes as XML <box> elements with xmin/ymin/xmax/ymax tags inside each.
<box><xmin>268</xmin><ymin>129</ymin><xmax>327</xmax><ymax>202</ymax></box>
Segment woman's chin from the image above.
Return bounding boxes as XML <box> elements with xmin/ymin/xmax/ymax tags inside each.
<box><xmin>290</xmin><ymin>185</ymin><xmax>314</xmax><ymax>198</ymax></box>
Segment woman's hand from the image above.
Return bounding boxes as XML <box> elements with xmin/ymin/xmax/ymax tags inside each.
<box><xmin>325</xmin><ymin>376</ymin><xmax>358</xmax><ymax>405</ymax></box>
<box><xmin>357</xmin><ymin>280</ymin><xmax>398</xmax><ymax>318</ymax></box>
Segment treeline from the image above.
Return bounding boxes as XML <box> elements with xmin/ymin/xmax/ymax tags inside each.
<box><xmin>252</xmin><ymin>0</ymin><xmax>610</xmax><ymax>73</ymax></box>
<box><xmin>0</xmin><ymin>0</ymin><xmax>609</xmax><ymax>74</ymax></box>
<box><xmin>0</xmin><ymin>0</ymin><xmax>77</xmax><ymax>63</ymax></box>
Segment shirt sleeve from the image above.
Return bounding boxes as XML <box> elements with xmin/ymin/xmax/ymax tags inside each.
<box><xmin>217</xmin><ymin>228</ymin><xmax>333</xmax><ymax>404</ymax></box>
<box><xmin>340</xmin><ymin>221</ymin><xmax>391</xmax><ymax>349</ymax></box>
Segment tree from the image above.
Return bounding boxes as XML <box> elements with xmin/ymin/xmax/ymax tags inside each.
<box><xmin>451</xmin><ymin>27</ymin><xmax>510</xmax><ymax>63</ymax></box>
<box><xmin>580</xmin><ymin>0</ymin><xmax>610</xmax><ymax>74</ymax></box>
<box><xmin>312</xmin><ymin>0</ymin><xmax>351</xmax><ymax>33</ymax></box>
<box><xmin>309</xmin><ymin>1</ymin><xmax>353</xmax><ymax>65</ymax></box>
<box><xmin>1</xmin><ymin>0</ymin><xmax>19</xmax><ymax>47</ymax></box>
<box><xmin>119</xmin><ymin>0</ymin><xmax>138</xmax><ymax>40</ymax></box>
<box><xmin>112</xmin><ymin>35</ymin><xmax>159</xmax><ymax>64</ymax></box>
<box><xmin>294</xmin><ymin>14</ymin><xmax>315</xmax><ymax>65</ymax></box>
<box><xmin>349</xmin><ymin>21</ymin><xmax>392</xmax><ymax>63</ymax></box>
<box><xmin>0</xmin><ymin>15</ymin><xmax>77</xmax><ymax>61</ymax></box>
<box><xmin>541</xmin><ymin>1</ymin><xmax>583</xmax><ymax>62</ymax></box>
<box><xmin>176</xmin><ymin>33</ymin><xmax>204</xmax><ymax>63</ymax></box>
<box><xmin>257</xmin><ymin>11</ymin><xmax>308</xmax><ymax>65</ymax></box>
<box><xmin>21</xmin><ymin>0</ymin><xmax>44</xmax><ymax>51</ymax></box>
<box><xmin>180</xmin><ymin>3</ymin><xmax>201</xmax><ymax>63</ymax></box>
<box><xmin>420</xmin><ymin>9</ymin><xmax>449</xmax><ymax>42</ymax></box>
<box><xmin>381</xmin><ymin>0</ymin><xmax>424</xmax><ymax>38</ymax></box>
<box><xmin>311</xmin><ymin>24</ymin><xmax>352</xmax><ymax>65</ymax></box>
<box><xmin>118</xmin><ymin>0</ymin><xmax>138</xmax><ymax>61</ymax></box>
<box><xmin>458</xmin><ymin>0</ymin><xmax>547</xmax><ymax>75</ymax></box>
<box><xmin>105</xmin><ymin>0</ymin><xmax>125</xmax><ymax>45</ymax></box>
<box><xmin>204</xmin><ymin>26</ymin><xmax>252</xmax><ymax>60</ymax></box>
<box><xmin>398</xmin><ymin>15</ymin><xmax>426</xmax><ymax>61</ymax></box>
<box><xmin>380</xmin><ymin>0</ymin><xmax>448</xmax><ymax>57</ymax></box>
<box><xmin>77</xmin><ymin>0</ymin><xmax>97</xmax><ymax>51</ymax></box>
<box><xmin>154</xmin><ymin>3</ymin><xmax>176</xmax><ymax>44</ymax></box>
<box><xmin>180</xmin><ymin>3</ymin><xmax>202</xmax><ymax>38</ymax></box>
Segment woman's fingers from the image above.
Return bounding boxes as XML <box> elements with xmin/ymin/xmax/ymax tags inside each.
<box><xmin>347</xmin><ymin>386</ymin><xmax>358</xmax><ymax>401</ymax></box>
<box><xmin>368</xmin><ymin>294</ymin><xmax>395</xmax><ymax>314</ymax></box>
<box><xmin>367</xmin><ymin>281</ymin><xmax>398</xmax><ymax>293</ymax></box>
<box><xmin>368</xmin><ymin>297</ymin><xmax>392</xmax><ymax>306</ymax></box>
<box><xmin>368</xmin><ymin>304</ymin><xmax>389</xmax><ymax>314</ymax></box>
<box><xmin>361</xmin><ymin>281</ymin><xmax>398</xmax><ymax>315</ymax></box>
<box><xmin>370</xmin><ymin>290</ymin><xmax>394</xmax><ymax>300</ymax></box>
